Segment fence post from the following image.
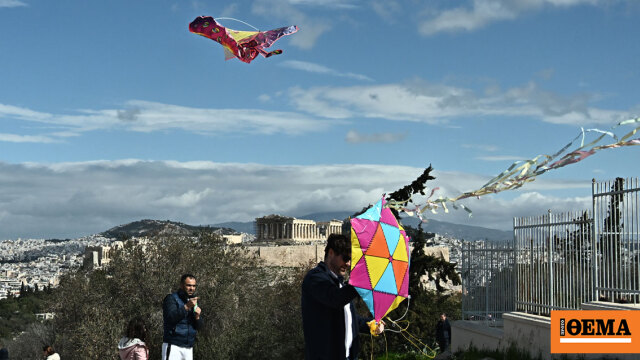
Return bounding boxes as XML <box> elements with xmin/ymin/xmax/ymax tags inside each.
<box><xmin>513</xmin><ymin>217</ymin><xmax>518</xmax><ymax>312</ymax></box>
<box><xmin>462</xmin><ymin>241</ymin><xmax>466</xmax><ymax>319</ymax></box>
<box><xmin>591</xmin><ymin>178</ymin><xmax>598</xmax><ymax>302</ymax></box>
<box><xmin>548</xmin><ymin>209</ymin><xmax>554</xmax><ymax>311</ymax></box>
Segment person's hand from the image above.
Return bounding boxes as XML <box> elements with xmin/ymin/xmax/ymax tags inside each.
<box><xmin>194</xmin><ymin>305</ymin><xmax>202</xmax><ymax>319</ymax></box>
<box><xmin>367</xmin><ymin>320</ymin><xmax>385</xmax><ymax>336</ymax></box>
<box><xmin>185</xmin><ymin>297</ymin><xmax>198</xmax><ymax>310</ymax></box>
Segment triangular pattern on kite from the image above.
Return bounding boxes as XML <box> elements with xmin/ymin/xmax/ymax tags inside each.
<box><xmin>349</xmin><ymin>257</ymin><xmax>371</xmax><ymax>290</ymax></box>
<box><xmin>373</xmin><ymin>262</ymin><xmax>398</xmax><ymax>295</ymax></box>
<box><xmin>380</xmin><ymin>207</ymin><xmax>398</xmax><ymax>227</ymax></box>
<box><xmin>365</xmin><ymin>255</ymin><xmax>390</xmax><ymax>289</ymax></box>
<box><xmin>355</xmin><ymin>287</ymin><xmax>374</xmax><ymax>315</ymax></box>
<box><xmin>351</xmin><ymin>228</ymin><xmax>364</xmax><ymax>269</ymax></box>
<box><xmin>373</xmin><ymin>292</ymin><xmax>397</xmax><ymax>322</ymax></box>
<box><xmin>383</xmin><ymin>295</ymin><xmax>406</xmax><ymax>319</ymax></box>
<box><xmin>366</xmin><ymin>224</ymin><xmax>390</xmax><ymax>258</ymax></box>
<box><xmin>399</xmin><ymin>269</ymin><xmax>409</xmax><ymax>297</ymax></box>
<box><xmin>351</xmin><ymin>218</ymin><xmax>376</xmax><ymax>250</ymax></box>
<box><xmin>359</xmin><ymin>199</ymin><xmax>382</xmax><ymax>222</ymax></box>
<box><xmin>380</xmin><ymin>223</ymin><xmax>400</xmax><ymax>256</ymax></box>
<box><xmin>392</xmin><ymin>235</ymin><xmax>409</xmax><ymax>262</ymax></box>
<box><xmin>391</xmin><ymin>260</ymin><xmax>409</xmax><ymax>293</ymax></box>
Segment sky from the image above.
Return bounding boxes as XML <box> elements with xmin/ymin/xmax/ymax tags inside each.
<box><xmin>1</xmin><ymin>0</ymin><xmax>639</xmax><ymax>239</ymax></box>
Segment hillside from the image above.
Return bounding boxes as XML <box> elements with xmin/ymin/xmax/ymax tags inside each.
<box><xmin>101</xmin><ymin>219</ymin><xmax>238</xmax><ymax>239</ymax></box>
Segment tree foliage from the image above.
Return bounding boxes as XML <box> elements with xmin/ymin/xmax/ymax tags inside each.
<box><xmin>16</xmin><ymin>231</ymin><xmax>306</xmax><ymax>359</ymax></box>
<box><xmin>0</xmin><ymin>287</ymin><xmax>47</xmax><ymax>340</ymax></box>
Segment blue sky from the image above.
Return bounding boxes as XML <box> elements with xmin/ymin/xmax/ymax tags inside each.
<box><xmin>1</xmin><ymin>0</ymin><xmax>639</xmax><ymax>239</ymax></box>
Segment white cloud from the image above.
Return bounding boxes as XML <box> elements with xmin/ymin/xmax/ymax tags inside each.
<box><xmin>462</xmin><ymin>143</ymin><xmax>500</xmax><ymax>152</ymax></box>
<box><xmin>0</xmin><ymin>0</ymin><xmax>26</xmax><ymax>8</ymax></box>
<box><xmin>345</xmin><ymin>130</ymin><xmax>406</xmax><ymax>143</ymax></box>
<box><xmin>0</xmin><ymin>133</ymin><xmax>58</xmax><ymax>143</ymax></box>
<box><xmin>419</xmin><ymin>0</ymin><xmax>601</xmax><ymax>35</ymax></box>
<box><xmin>0</xmin><ymin>160</ymin><xmax>597</xmax><ymax>239</ymax></box>
<box><xmin>0</xmin><ymin>100</ymin><xmax>332</xmax><ymax>141</ymax></box>
<box><xmin>371</xmin><ymin>1</ymin><xmax>402</xmax><ymax>21</ymax></box>
<box><xmin>280</xmin><ymin>60</ymin><xmax>373</xmax><ymax>81</ymax></box>
<box><xmin>2</xmin><ymin>80</ymin><xmax>633</xmax><ymax>144</ymax></box>
<box><xmin>287</xmin><ymin>80</ymin><xmax>634</xmax><ymax>126</ymax></box>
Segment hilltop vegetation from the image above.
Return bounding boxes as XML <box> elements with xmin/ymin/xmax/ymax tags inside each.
<box><xmin>3</xmin><ymin>226</ymin><xmax>461</xmax><ymax>359</ymax></box>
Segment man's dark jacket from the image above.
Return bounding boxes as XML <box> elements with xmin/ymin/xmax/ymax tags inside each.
<box><xmin>302</xmin><ymin>261</ymin><xmax>370</xmax><ymax>360</ymax></box>
<box><xmin>163</xmin><ymin>289</ymin><xmax>204</xmax><ymax>348</ymax></box>
<box><xmin>435</xmin><ymin>318</ymin><xmax>451</xmax><ymax>349</ymax></box>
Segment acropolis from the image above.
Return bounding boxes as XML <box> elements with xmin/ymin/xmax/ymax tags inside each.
<box><xmin>254</xmin><ymin>214</ymin><xmax>343</xmax><ymax>243</ymax></box>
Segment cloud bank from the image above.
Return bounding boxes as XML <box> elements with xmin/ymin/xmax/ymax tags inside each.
<box><xmin>0</xmin><ymin>160</ymin><xmax>593</xmax><ymax>239</ymax></box>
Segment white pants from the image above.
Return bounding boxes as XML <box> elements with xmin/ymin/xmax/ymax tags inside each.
<box><xmin>162</xmin><ymin>342</ymin><xmax>193</xmax><ymax>360</ymax></box>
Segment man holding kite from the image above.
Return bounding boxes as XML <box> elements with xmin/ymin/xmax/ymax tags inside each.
<box><xmin>302</xmin><ymin>234</ymin><xmax>383</xmax><ymax>360</ymax></box>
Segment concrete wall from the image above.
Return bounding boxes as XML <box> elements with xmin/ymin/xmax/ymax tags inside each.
<box><xmin>454</xmin><ymin>305</ymin><xmax>640</xmax><ymax>360</ymax></box>
<box><xmin>502</xmin><ymin>312</ymin><xmax>551</xmax><ymax>358</ymax></box>
<box><xmin>452</xmin><ymin>320</ymin><xmax>504</xmax><ymax>353</ymax></box>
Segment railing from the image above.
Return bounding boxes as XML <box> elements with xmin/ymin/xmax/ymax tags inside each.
<box><xmin>592</xmin><ymin>177</ymin><xmax>640</xmax><ymax>304</ymax></box>
<box><xmin>514</xmin><ymin>211</ymin><xmax>594</xmax><ymax>315</ymax></box>
<box><xmin>461</xmin><ymin>177</ymin><xmax>639</xmax><ymax>323</ymax></box>
<box><xmin>461</xmin><ymin>241</ymin><xmax>515</xmax><ymax>327</ymax></box>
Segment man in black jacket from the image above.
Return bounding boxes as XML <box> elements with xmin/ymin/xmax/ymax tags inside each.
<box><xmin>162</xmin><ymin>273</ymin><xmax>203</xmax><ymax>360</ymax></box>
<box><xmin>435</xmin><ymin>313</ymin><xmax>451</xmax><ymax>353</ymax></box>
<box><xmin>302</xmin><ymin>233</ymin><xmax>382</xmax><ymax>360</ymax></box>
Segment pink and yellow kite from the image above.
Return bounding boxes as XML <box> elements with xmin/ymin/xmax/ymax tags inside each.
<box><xmin>349</xmin><ymin>197</ymin><xmax>410</xmax><ymax>323</ymax></box>
<box><xmin>189</xmin><ymin>16</ymin><xmax>298</xmax><ymax>64</ymax></box>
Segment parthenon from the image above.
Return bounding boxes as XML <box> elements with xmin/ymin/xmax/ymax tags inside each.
<box><xmin>254</xmin><ymin>214</ymin><xmax>343</xmax><ymax>243</ymax></box>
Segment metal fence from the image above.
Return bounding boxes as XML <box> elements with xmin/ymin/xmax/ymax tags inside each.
<box><xmin>513</xmin><ymin>210</ymin><xmax>594</xmax><ymax>315</ymax></box>
<box><xmin>461</xmin><ymin>177</ymin><xmax>640</xmax><ymax>322</ymax></box>
<box><xmin>461</xmin><ymin>241</ymin><xmax>515</xmax><ymax>326</ymax></box>
<box><xmin>592</xmin><ymin>177</ymin><xmax>640</xmax><ymax>304</ymax></box>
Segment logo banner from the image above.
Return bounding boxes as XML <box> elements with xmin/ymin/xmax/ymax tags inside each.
<box><xmin>551</xmin><ymin>310</ymin><xmax>639</xmax><ymax>354</ymax></box>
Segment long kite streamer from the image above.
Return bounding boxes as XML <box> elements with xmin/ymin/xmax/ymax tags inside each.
<box><xmin>388</xmin><ymin>117</ymin><xmax>640</xmax><ymax>220</ymax></box>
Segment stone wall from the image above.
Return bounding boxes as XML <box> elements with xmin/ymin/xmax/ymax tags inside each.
<box><xmin>247</xmin><ymin>244</ymin><xmax>450</xmax><ymax>268</ymax></box>
<box><xmin>246</xmin><ymin>244</ymin><xmax>325</xmax><ymax>267</ymax></box>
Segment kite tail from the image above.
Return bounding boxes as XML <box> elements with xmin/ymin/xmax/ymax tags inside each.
<box><xmin>389</xmin><ymin>116</ymin><xmax>640</xmax><ymax>223</ymax></box>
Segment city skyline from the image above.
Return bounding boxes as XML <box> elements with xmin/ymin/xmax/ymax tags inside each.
<box><xmin>1</xmin><ymin>1</ymin><xmax>639</xmax><ymax>239</ymax></box>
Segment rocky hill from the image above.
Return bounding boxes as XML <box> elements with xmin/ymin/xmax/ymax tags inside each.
<box><xmin>101</xmin><ymin>219</ymin><xmax>239</xmax><ymax>239</ymax></box>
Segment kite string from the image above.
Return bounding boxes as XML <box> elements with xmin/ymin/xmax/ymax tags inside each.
<box><xmin>215</xmin><ymin>17</ymin><xmax>260</xmax><ymax>31</ymax></box>
<box><xmin>386</xmin><ymin>318</ymin><xmax>437</xmax><ymax>359</ymax></box>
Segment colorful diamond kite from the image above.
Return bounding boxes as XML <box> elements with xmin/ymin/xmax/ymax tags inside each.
<box><xmin>349</xmin><ymin>197</ymin><xmax>410</xmax><ymax>323</ymax></box>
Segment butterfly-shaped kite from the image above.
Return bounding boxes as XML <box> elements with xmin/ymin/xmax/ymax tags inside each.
<box><xmin>349</xmin><ymin>197</ymin><xmax>410</xmax><ymax>323</ymax></box>
<box><xmin>189</xmin><ymin>16</ymin><xmax>298</xmax><ymax>63</ymax></box>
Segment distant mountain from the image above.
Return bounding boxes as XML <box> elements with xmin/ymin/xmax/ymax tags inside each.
<box><xmin>101</xmin><ymin>219</ymin><xmax>238</xmax><ymax>239</ymax></box>
<box><xmin>399</xmin><ymin>217</ymin><xmax>512</xmax><ymax>242</ymax></box>
<box><xmin>210</xmin><ymin>221</ymin><xmax>255</xmax><ymax>235</ymax></box>
<box><xmin>212</xmin><ymin>211</ymin><xmax>512</xmax><ymax>242</ymax></box>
